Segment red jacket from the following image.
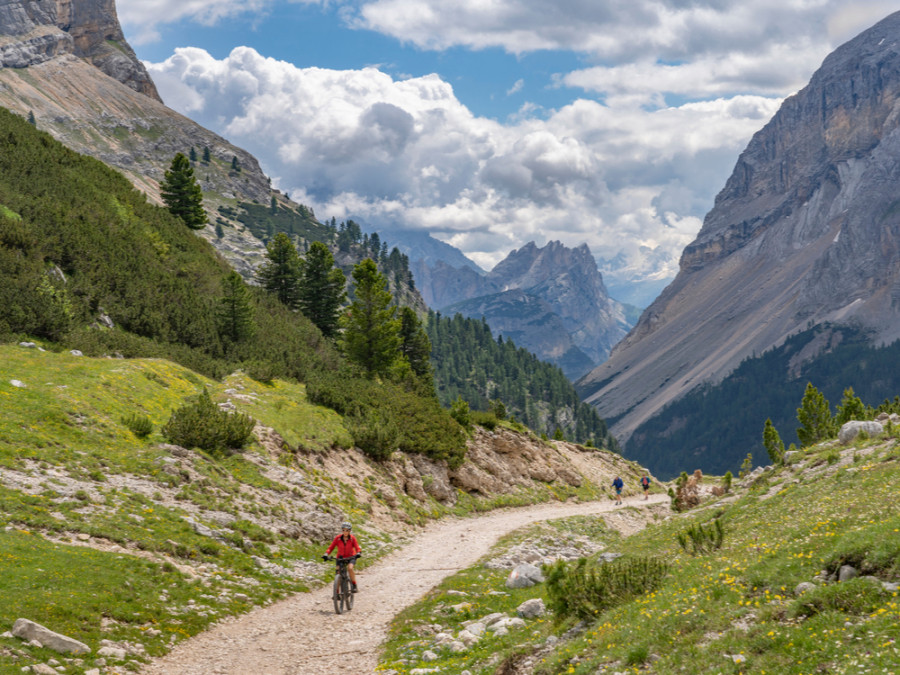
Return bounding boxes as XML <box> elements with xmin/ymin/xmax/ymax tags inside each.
<box><xmin>326</xmin><ymin>534</ymin><xmax>361</xmax><ymax>558</ymax></box>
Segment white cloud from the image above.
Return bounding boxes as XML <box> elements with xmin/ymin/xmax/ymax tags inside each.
<box><xmin>147</xmin><ymin>46</ymin><xmax>779</xmax><ymax>270</ymax></box>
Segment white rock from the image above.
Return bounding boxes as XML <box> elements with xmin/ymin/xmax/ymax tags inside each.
<box><xmin>421</xmin><ymin>650</ymin><xmax>439</xmax><ymax>662</ymax></box>
<box><xmin>465</xmin><ymin>622</ymin><xmax>485</xmax><ymax>636</ymax></box>
<box><xmin>10</xmin><ymin>380</ymin><xmax>25</xmax><ymax>388</ymax></box>
<box><xmin>12</xmin><ymin>620</ymin><xmax>90</xmax><ymax>655</ymax></box>
<box><xmin>838</xmin><ymin>420</ymin><xmax>883</xmax><ymax>445</ymax></box>
<box><xmin>97</xmin><ymin>646</ymin><xmax>127</xmax><ymax>660</ymax></box>
<box><xmin>31</xmin><ymin>665</ymin><xmax>59</xmax><ymax>675</ymax></box>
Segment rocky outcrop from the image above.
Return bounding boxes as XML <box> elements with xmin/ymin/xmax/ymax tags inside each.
<box><xmin>426</xmin><ymin>241</ymin><xmax>630</xmax><ymax>379</ymax></box>
<box><xmin>0</xmin><ymin>0</ymin><xmax>159</xmax><ymax>100</ymax></box>
<box><xmin>579</xmin><ymin>11</ymin><xmax>900</xmax><ymax>441</ymax></box>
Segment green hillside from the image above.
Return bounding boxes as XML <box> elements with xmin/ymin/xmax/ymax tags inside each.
<box><xmin>380</xmin><ymin>435</ymin><xmax>900</xmax><ymax>674</ymax></box>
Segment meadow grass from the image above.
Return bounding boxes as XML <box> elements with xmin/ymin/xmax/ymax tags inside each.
<box><xmin>378</xmin><ymin>440</ymin><xmax>900</xmax><ymax>674</ymax></box>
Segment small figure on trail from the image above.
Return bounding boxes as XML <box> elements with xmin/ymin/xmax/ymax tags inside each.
<box><xmin>640</xmin><ymin>474</ymin><xmax>651</xmax><ymax>500</ymax></box>
<box><xmin>324</xmin><ymin>522</ymin><xmax>362</xmax><ymax>592</ymax></box>
<box><xmin>612</xmin><ymin>476</ymin><xmax>624</xmax><ymax>505</ymax></box>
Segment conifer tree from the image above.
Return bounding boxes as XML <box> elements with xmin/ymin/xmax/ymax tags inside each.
<box><xmin>257</xmin><ymin>232</ymin><xmax>302</xmax><ymax>310</ymax></box>
<box><xmin>189</xmin><ymin>146</ymin><xmax>197</xmax><ymax>162</ymax></box>
<box><xmin>298</xmin><ymin>241</ymin><xmax>345</xmax><ymax>338</ymax></box>
<box><xmin>834</xmin><ymin>386</ymin><xmax>866</xmax><ymax>426</ymax></box>
<box><xmin>217</xmin><ymin>271</ymin><xmax>255</xmax><ymax>345</ymax></box>
<box><xmin>202</xmin><ymin>146</ymin><xmax>211</xmax><ymax>163</ymax></box>
<box><xmin>796</xmin><ymin>382</ymin><xmax>834</xmax><ymax>447</ymax></box>
<box><xmin>399</xmin><ymin>306</ymin><xmax>433</xmax><ymax>381</ymax></box>
<box><xmin>341</xmin><ymin>258</ymin><xmax>400</xmax><ymax>377</ymax></box>
<box><xmin>231</xmin><ymin>155</ymin><xmax>241</xmax><ymax>172</ymax></box>
<box><xmin>160</xmin><ymin>152</ymin><xmax>207</xmax><ymax>230</ymax></box>
<box><xmin>762</xmin><ymin>417</ymin><xmax>785</xmax><ymax>464</ymax></box>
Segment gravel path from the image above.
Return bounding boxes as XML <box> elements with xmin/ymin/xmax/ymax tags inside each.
<box><xmin>141</xmin><ymin>495</ymin><xmax>668</xmax><ymax>675</ymax></box>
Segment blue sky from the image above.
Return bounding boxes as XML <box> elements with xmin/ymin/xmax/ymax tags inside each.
<box><xmin>116</xmin><ymin>0</ymin><xmax>898</xmax><ymax>289</ymax></box>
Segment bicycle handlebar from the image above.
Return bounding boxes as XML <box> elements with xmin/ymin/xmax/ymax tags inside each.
<box><xmin>322</xmin><ymin>554</ymin><xmax>360</xmax><ymax>563</ymax></box>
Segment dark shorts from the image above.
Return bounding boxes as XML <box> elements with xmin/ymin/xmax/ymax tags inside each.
<box><xmin>615</xmin><ymin>488</ymin><xmax>622</xmax><ymax>494</ymax></box>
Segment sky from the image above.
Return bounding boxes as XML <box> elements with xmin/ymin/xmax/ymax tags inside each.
<box><xmin>116</xmin><ymin>0</ymin><xmax>897</xmax><ymax>285</ymax></box>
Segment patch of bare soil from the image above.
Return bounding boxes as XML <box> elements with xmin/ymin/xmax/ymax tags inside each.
<box><xmin>140</xmin><ymin>495</ymin><xmax>668</xmax><ymax>675</ymax></box>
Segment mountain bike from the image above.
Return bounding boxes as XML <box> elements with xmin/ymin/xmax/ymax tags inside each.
<box><xmin>323</xmin><ymin>554</ymin><xmax>359</xmax><ymax>614</ymax></box>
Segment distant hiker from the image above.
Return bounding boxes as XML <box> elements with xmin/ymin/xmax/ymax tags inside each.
<box><xmin>640</xmin><ymin>474</ymin><xmax>651</xmax><ymax>500</ymax></box>
<box><xmin>612</xmin><ymin>476</ymin><xmax>624</xmax><ymax>505</ymax></box>
<box><xmin>324</xmin><ymin>522</ymin><xmax>362</xmax><ymax>592</ymax></box>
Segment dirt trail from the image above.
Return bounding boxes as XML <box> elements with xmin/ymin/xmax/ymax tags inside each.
<box><xmin>141</xmin><ymin>495</ymin><xmax>668</xmax><ymax>675</ymax></box>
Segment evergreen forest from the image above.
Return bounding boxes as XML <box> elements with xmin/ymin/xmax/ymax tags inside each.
<box><xmin>427</xmin><ymin>311</ymin><xmax>619</xmax><ymax>451</ymax></box>
<box><xmin>625</xmin><ymin>324</ymin><xmax>900</xmax><ymax>478</ymax></box>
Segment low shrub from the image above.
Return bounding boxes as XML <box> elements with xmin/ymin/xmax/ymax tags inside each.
<box><xmin>348</xmin><ymin>410</ymin><xmax>400</xmax><ymax>461</ymax></box>
<box><xmin>470</xmin><ymin>410</ymin><xmax>499</xmax><ymax>430</ymax></box>
<box><xmin>161</xmin><ymin>388</ymin><xmax>256</xmax><ymax>456</ymax></box>
<box><xmin>544</xmin><ymin>555</ymin><xmax>670</xmax><ymax>621</ymax></box>
<box><xmin>789</xmin><ymin>577</ymin><xmax>886</xmax><ymax>618</ymax></box>
<box><xmin>676</xmin><ymin>518</ymin><xmax>725</xmax><ymax>556</ymax></box>
<box><xmin>121</xmin><ymin>412</ymin><xmax>153</xmax><ymax>438</ymax></box>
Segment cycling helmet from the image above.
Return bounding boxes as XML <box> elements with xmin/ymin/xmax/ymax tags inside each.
<box><xmin>341</xmin><ymin>522</ymin><xmax>352</xmax><ymax>531</ymax></box>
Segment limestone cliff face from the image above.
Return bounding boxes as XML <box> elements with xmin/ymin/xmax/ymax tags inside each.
<box><xmin>579</xmin><ymin>10</ymin><xmax>900</xmax><ymax>441</ymax></box>
<box><xmin>0</xmin><ymin>0</ymin><xmax>159</xmax><ymax>100</ymax></box>
<box><xmin>434</xmin><ymin>241</ymin><xmax>630</xmax><ymax>379</ymax></box>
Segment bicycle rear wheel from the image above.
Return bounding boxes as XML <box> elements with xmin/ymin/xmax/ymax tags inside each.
<box><xmin>332</xmin><ymin>576</ymin><xmax>343</xmax><ymax>614</ymax></box>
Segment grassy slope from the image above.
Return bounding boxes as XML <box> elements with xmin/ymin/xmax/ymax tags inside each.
<box><xmin>380</xmin><ymin>438</ymin><xmax>900</xmax><ymax>674</ymax></box>
<box><xmin>0</xmin><ymin>344</ymin><xmax>622</xmax><ymax>674</ymax></box>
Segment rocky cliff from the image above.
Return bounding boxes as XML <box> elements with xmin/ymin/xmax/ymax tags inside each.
<box><xmin>422</xmin><ymin>241</ymin><xmax>630</xmax><ymax>379</ymax></box>
<box><xmin>579</xmin><ymin>10</ymin><xmax>900</xmax><ymax>441</ymax></box>
<box><xmin>0</xmin><ymin>0</ymin><xmax>159</xmax><ymax>100</ymax></box>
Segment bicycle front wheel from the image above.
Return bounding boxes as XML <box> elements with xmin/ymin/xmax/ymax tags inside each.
<box><xmin>332</xmin><ymin>576</ymin><xmax>343</xmax><ymax>614</ymax></box>
<box><xmin>340</xmin><ymin>577</ymin><xmax>351</xmax><ymax>612</ymax></box>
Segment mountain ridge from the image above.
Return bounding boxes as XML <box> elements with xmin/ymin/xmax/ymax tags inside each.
<box><xmin>579</xmin><ymin>10</ymin><xmax>900</xmax><ymax>443</ymax></box>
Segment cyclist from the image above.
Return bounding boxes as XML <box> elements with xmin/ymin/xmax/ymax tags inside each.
<box><xmin>324</xmin><ymin>522</ymin><xmax>362</xmax><ymax>592</ymax></box>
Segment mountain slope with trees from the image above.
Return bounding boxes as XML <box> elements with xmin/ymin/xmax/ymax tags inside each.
<box><xmin>428</xmin><ymin>312</ymin><xmax>619</xmax><ymax>450</ymax></box>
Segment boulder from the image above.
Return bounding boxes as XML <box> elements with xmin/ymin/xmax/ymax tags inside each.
<box><xmin>11</xmin><ymin>619</ymin><xmax>90</xmax><ymax>655</ymax></box>
<box><xmin>838</xmin><ymin>565</ymin><xmax>858</xmax><ymax>582</ymax></box>
<box><xmin>505</xmin><ymin>562</ymin><xmax>545</xmax><ymax>589</ymax></box>
<box><xmin>838</xmin><ymin>421</ymin><xmax>883</xmax><ymax>445</ymax></box>
<box><xmin>516</xmin><ymin>598</ymin><xmax>546</xmax><ymax>619</ymax></box>
<box><xmin>794</xmin><ymin>582</ymin><xmax>816</xmax><ymax>596</ymax></box>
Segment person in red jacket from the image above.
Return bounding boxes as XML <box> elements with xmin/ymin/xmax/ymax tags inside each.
<box><xmin>324</xmin><ymin>522</ymin><xmax>362</xmax><ymax>592</ymax></box>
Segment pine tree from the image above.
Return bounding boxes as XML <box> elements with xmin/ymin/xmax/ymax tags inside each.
<box><xmin>298</xmin><ymin>241</ymin><xmax>345</xmax><ymax>338</ymax></box>
<box><xmin>762</xmin><ymin>417</ymin><xmax>785</xmax><ymax>464</ymax></box>
<box><xmin>257</xmin><ymin>232</ymin><xmax>302</xmax><ymax>309</ymax></box>
<box><xmin>796</xmin><ymin>382</ymin><xmax>834</xmax><ymax>447</ymax></box>
<box><xmin>202</xmin><ymin>146</ymin><xmax>211</xmax><ymax>163</ymax></box>
<box><xmin>341</xmin><ymin>258</ymin><xmax>400</xmax><ymax>377</ymax></box>
<box><xmin>189</xmin><ymin>146</ymin><xmax>197</xmax><ymax>162</ymax></box>
<box><xmin>217</xmin><ymin>271</ymin><xmax>255</xmax><ymax>345</ymax></box>
<box><xmin>231</xmin><ymin>155</ymin><xmax>241</xmax><ymax>172</ymax></box>
<box><xmin>27</xmin><ymin>110</ymin><xmax>36</xmax><ymax>125</ymax></box>
<box><xmin>160</xmin><ymin>152</ymin><xmax>207</xmax><ymax>230</ymax></box>
<box><xmin>399</xmin><ymin>306</ymin><xmax>433</xmax><ymax>382</ymax></box>
<box><xmin>835</xmin><ymin>386</ymin><xmax>866</xmax><ymax>426</ymax></box>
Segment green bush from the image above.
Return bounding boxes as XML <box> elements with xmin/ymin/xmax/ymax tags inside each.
<box><xmin>348</xmin><ymin>410</ymin><xmax>400</xmax><ymax>461</ymax></box>
<box><xmin>470</xmin><ymin>410</ymin><xmax>499</xmax><ymax>430</ymax></box>
<box><xmin>450</xmin><ymin>395</ymin><xmax>470</xmax><ymax>428</ymax></box>
<box><xmin>161</xmin><ymin>388</ymin><xmax>256</xmax><ymax>456</ymax></box>
<box><xmin>676</xmin><ymin>518</ymin><xmax>725</xmax><ymax>556</ymax></box>
<box><xmin>121</xmin><ymin>412</ymin><xmax>153</xmax><ymax>438</ymax></box>
<box><xmin>544</xmin><ymin>555</ymin><xmax>670</xmax><ymax>621</ymax></box>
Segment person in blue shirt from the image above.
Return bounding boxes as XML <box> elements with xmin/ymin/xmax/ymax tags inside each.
<box><xmin>612</xmin><ymin>476</ymin><xmax>624</xmax><ymax>505</ymax></box>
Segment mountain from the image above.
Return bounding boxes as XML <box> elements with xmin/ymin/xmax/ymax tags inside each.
<box><xmin>424</xmin><ymin>241</ymin><xmax>631</xmax><ymax>380</ymax></box>
<box><xmin>0</xmin><ymin>0</ymin><xmax>283</xmax><ymax>277</ymax></box>
<box><xmin>579</xmin><ymin>11</ymin><xmax>900</xmax><ymax>447</ymax></box>
<box><xmin>377</xmin><ymin>227</ymin><xmax>485</xmax><ymax>275</ymax></box>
